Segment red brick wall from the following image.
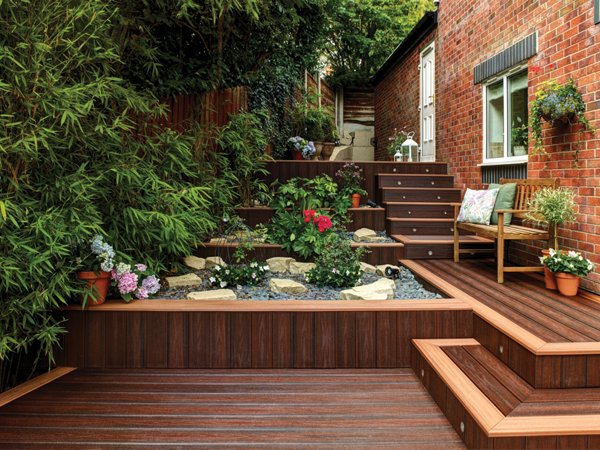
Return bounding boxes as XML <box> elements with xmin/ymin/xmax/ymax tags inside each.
<box><xmin>374</xmin><ymin>34</ymin><xmax>435</xmax><ymax>160</ymax></box>
<box><xmin>374</xmin><ymin>0</ymin><xmax>600</xmax><ymax>292</ymax></box>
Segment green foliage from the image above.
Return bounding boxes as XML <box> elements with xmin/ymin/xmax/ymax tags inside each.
<box><xmin>210</xmin><ymin>261</ymin><xmax>269</xmax><ymax>288</ymax></box>
<box><xmin>527</xmin><ymin>187</ymin><xmax>576</xmax><ymax>250</ymax></box>
<box><xmin>387</xmin><ymin>128</ymin><xmax>409</xmax><ymax>156</ymax></box>
<box><xmin>0</xmin><ymin>0</ymin><xmax>231</xmax><ymax>391</ymax></box>
<box><xmin>325</xmin><ymin>0</ymin><xmax>434</xmax><ymax>87</ymax></box>
<box><xmin>335</xmin><ymin>162</ymin><xmax>367</xmax><ymax>196</ymax></box>
<box><xmin>216</xmin><ymin>111</ymin><xmax>272</xmax><ymax>206</ymax></box>
<box><xmin>530</xmin><ymin>79</ymin><xmax>594</xmax><ymax>158</ymax></box>
<box><xmin>541</xmin><ymin>250</ymin><xmax>594</xmax><ymax>277</ymax></box>
<box><xmin>305</xmin><ymin>237</ymin><xmax>365</xmax><ymax>287</ymax></box>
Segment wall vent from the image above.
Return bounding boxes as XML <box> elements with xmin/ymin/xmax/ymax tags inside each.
<box><xmin>474</xmin><ymin>33</ymin><xmax>537</xmax><ymax>84</ymax></box>
<box><xmin>481</xmin><ymin>164</ymin><xmax>527</xmax><ymax>185</ymax></box>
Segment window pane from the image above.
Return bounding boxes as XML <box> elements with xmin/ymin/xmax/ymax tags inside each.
<box><xmin>509</xmin><ymin>71</ymin><xmax>528</xmax><ymax>157</ymax></box>
<box><xmin>486</xmin><ymin>81</ymin><xmax>504</xmax><ymax>159</ymax></box>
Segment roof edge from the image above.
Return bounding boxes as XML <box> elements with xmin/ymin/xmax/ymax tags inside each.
<box><xmin>371</xmin><ymin>11</ymin><xmax>437</xmax><ymax>84</ymax></box>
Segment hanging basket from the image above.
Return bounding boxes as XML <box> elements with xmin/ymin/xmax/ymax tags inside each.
<box><xmin>541</xmin><ymin>112</ymin><xmax>576</xmax><ymax>127</ymax></box>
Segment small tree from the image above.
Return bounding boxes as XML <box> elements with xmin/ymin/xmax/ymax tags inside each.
<box><xmin>528</xmin><ymin>188</ymin><xmax>576</xmax><ymax>250</ymax></box>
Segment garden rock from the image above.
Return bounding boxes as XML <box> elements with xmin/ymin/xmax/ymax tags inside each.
<box><xmin>360</xmin><ymin>262</ymin><xmax>377</xmax><ymax>274</ymax></box>
<box><xmin>186</xmin><ymin>289</ymin><xmax>237</xmax><ymax>301</ymax></box>
<box><xmin>289</xmin><ymin>262</ymin><xmax>316</xmax><ymax>275</ymax></box>
<box><xmin>376</xmin><ymin>264</ymin><xmax>400</xmax><ymax>276</ymax></box>
<box><xmin>166</xmin><ymin>273</ymin><xmax>202</xmax><ymax>288</ymax></box>
<box><xmin>209</xmin><ymin>237</ymin><xmax>229</xmax><ymax>244</ymax></box>
<box><xmin>205</xmin><ymin>256</ymin><xmax>227</xmax><ymax>269</ymax></box>
<box><xmin>353</xmin><ymin>228</ymin><xmax>386</xmax><ymax>243</ymax></box>
<box><xmin>269</xmin><ymin>278</ymin><xmax>308</xmax><ymax>294</ymax></box>
<box><xmin>340</xmin><ymin>278</ymin><xmax>396</xmax><ymax>300</ymax></box>
<box><xmin>183</xmin><ymin>256</ymin><xmax>206</xmax><ymax>270</ymax></box>
<box><xmin>267</xmin><ymin>257</ymin><xmax>295</xmax><ymax>273</ymax></box>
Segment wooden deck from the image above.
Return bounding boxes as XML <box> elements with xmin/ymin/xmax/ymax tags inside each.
<box><xmin>413</xmin><ymin>259</ymin><xmax>600</xmax><ymax>343</ymax></box>
<box><xmin>0</xmin><ymin>368</ymin><xmax>465</xmax><ymax>449</ymax></box>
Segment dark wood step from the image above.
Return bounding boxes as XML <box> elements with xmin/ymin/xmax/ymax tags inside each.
<box><xmin>385</xmin><ymin>202</ymin><xmax>455</xmax><ymax>219</ymax></box>
<box><xmin>378</xmin><ymin>174</ymin><xmax>455</xmax><ymax>188</ymax></box>
<box><xmin>380</xmin><ymin>187</ymin><xmax>462</xmax><ymax>203</ymax></box>
<box><xmin>387</xmin><ymin>218</ymin><xmax>455</xmax><ymax>236</ymax></box>
<box><xmin>393</xmin><ymin>235</ymin><xmax>493</xmax><ymax>259</ymax></box>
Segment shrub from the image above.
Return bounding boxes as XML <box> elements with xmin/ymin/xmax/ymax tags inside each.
<box><xmin>305</xmin><ymin>237</ymin><xmax>365</xmax><ymax>288</ymax></box>
<box><xmin>209</xmin><ymin>262</ymin><xmax>270</xmax><ymax>288</ymax></box>
<box><xmin>527</xmin><ymin>187</ymin><xmax>576</xmax><ymax>250</ymax></box>
<box><xmin>335</xmin><ymin>162</ymin><xmax>367</xmax><ymax>196</ymax></box>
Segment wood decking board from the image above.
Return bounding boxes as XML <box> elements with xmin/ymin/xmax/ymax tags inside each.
<box><xmin>419</xmin><ymin>259</ymin><xmax>600</xmax><ymax>343</ymax></box>
<box><xmin>0</xmin><ymin>369</ymin><xmax>465</xmax><ymax>449</ymax></box>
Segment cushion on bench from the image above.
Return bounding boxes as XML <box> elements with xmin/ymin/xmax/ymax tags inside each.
<box><xmin>457</xmin><ymin>188</ymin><xmax>499</xmax><ymax>225</ymax></box>
<box><xmin>489</xmin><ymin>182</ymin><xmax>517</xmax><ymax>225</ymax></box>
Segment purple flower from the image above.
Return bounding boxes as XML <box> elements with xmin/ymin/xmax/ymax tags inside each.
<box><xmin>118</xmin><ymin>271</ymin><xmax>138</xmax><ymax>294</ymax></box>
<box><xmin>142</xmin><ymin>275</ymin><xmax>161</xmax><ymax>294</ymax></box>
<box><xmin>136</xmin><ymin>287</ymin><xmax>149</xmax><ymax>299</ymax></box>
<box><xmin>135</xmin><ymin>263</ymin><xmax>147</xmax><ymax>272</ymax></box>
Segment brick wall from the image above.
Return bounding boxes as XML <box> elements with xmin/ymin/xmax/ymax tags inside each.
<box><xmin>374</xmin><ymin>0</ymin><xmax>600</xmax><ymax>292</ymax></box>
<box><xmin>374</xmin><ymin>34</ymin><xmax>435</xmax><ymax>160</ymax></box>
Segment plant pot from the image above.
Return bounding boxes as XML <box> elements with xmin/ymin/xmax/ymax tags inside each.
<box><xmin>555</xmin><ymin>272</ymin><xmax>580</xmax><ymax>296</ymax></box>
<box><xmin>313</xmin><ymin>142</ymin><xmax>323</xmax><ymax>160</ymax></box>
<box><xmin>351</xmin><ymin>193</ymin><xmax>361</xmax><ymax>208</ymax></box>
<box><xmin>542</xmin><ymin>112</ymin><xmax>576</xmax><ymax>126</ymax></box>
<box><xmin>541</xmin><ymin>249</ymin><xmax>557</xmax><ymax>290</ymax></box>
<box><xmin>321</xmin><ymin>142</ymin><xmax>335</xmax><ymax>160</ymax></box>
<box><xmin>77</xmin><ymin>271</ymin><xmax>111</xmax><ymax>306</ymax></box>
<box><xmin>292</xmin><ymin>149</ymin><xmax>303</xmax><ymax>160</ymax></box>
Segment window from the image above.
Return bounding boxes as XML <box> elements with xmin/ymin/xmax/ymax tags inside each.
<box><xmin>483</xmin><ymin>69</ymin><xmax>528</xmax><ymax>163</ymax></box>
<box><xmin>596</xmin><ymin>0</ymin><xmax>600</xmax><ymax>24</ymax></box>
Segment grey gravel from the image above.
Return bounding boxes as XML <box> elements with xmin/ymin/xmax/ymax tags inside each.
<box><xmin>158</xmin><ymin>266</ymin><xmax>443</xmax><ymax>301</ymax></box>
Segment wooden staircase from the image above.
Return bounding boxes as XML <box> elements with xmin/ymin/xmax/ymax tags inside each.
<box><xmin>376</xmin><ymin>164</ymin><xmax>493</xmax><ymax>259</ymax></box>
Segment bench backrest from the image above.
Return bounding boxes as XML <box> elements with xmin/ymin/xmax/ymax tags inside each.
<box><xmin>500</xmin><ymin>178</ymin><xmax>560</xmax><ymax>219</ymax></box>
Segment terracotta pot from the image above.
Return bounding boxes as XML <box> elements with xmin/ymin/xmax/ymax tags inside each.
<box><xmin>321</xmin><ymin>142</ymin><xmax>335</xmax><ymax>160</ymax></box>
<box><xmin>351</xmin><ymin>193</ymin><xmax>361</xmax><ymax>208</ymax></box>
<box><xmin>313</xmin><ymin>142</ymin><xmax>323</xmax><ymax>160</ymax></box>
<box><xmin>555</xmin><ymin>272</ymin><xmax>580</xmax><ymax>297</ymax></box>
<box><xmin>77</xmin><ymin>271</ymin><xmax>111</xmax><ymax>306</ymax></box>
<box><xmin>292</xmin><ymin>149</ymin><xmax>303</xmax><ymax>160</ymax></box>
<box><xmin>541</xmin><ymin>249</ymin><xmax>557</xmax><ymax>290</ymax></box>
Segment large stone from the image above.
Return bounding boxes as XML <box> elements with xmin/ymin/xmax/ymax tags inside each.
<box><xmin>376</xmin><ymin>264</ymin><xmax>400</xmax><ymax>277</ymax></box>
<box><xmin>182</xmin><ymin>256</ymin><xmax>206</xmax><ymax>270</ymax></box>
<box><xmin>269</xmin><ymin>278</ymin><xmax>308</xmax><ymax>294</ymax></box>
<box><xmin>340</xmin><ymin>278</ymin><xmax>396</xmax><ymax>300</ymax></box>
<box><xmin>267</xmin><ymin>257</ymin><xmax>295</xmax><ymax>273</ymax></box>
<box><xmin>360</xmin><ymin>262</ymin><xmax>377</xmax><ymax>274</ymax></box>
<box><xmin>205</xmin><ymin>256</ymin><xmax>227</xmax><ymax>269</ymax></box>
<box><xmin>165</xmin><ymin>273</ymin><xmax>202</xmax><ymax>288</ymax></box>
<box><xmin>289</xmin><ymin>261</ymin><xmax>316</xmax><ymax>275</ymax></box>
<box><xmin>353</xmin><ymin>228</ymin><xmax>386</xmax><ymax>243</ymax></box>
<box><xmin>209</xmin><ymin>237</ymin><xmax>229</xmax><ymax>244</ymax></box>
<box><xmin>186</xmin><ymin>289</ymin><xmax>237</xmax><ymax>301</ymax></box>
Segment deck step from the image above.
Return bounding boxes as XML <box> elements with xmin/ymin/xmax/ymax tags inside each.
<box><xmin>384</xmin><ymin>202</ymin><xmax>455</xmax><ymax>218</ymax></box>
<box><xmin>412</xmin><ymin>338</ymin><xmax>600</xmax><ymax>448</ymax></box>
<box><xmin>379</xmin><ymin>187</ymin><xmax>462</xmax><ymax>203</ymax></box>
<box><xmin>378</xmin><ymin>174</ymin><xmax>455</xmax><ymax>188</ymax></box>
<box><xmin>387</xmin><ymin>218</ymin><xmax>455</xmax><ymax>236</ymax></box>
<box><xmin>393</xmin><ymin>234</ymin><xmax>493</xmax><ymax>259</ymax></box>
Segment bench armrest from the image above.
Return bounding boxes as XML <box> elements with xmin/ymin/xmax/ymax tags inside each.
<box><xmin>496</xmin><ymin>209</ymin><xmax>531</xmax><ymax>214</ymax></box>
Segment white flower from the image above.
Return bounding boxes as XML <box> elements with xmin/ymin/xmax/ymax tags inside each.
<box><xmin>250</xmin><ymin>262</ymin><xmax>257</xmax><ymax>268</ymax></box>
<box><xmin>237</xmin><ymin>285</ymin><xmax>242</xmax><ymax>290</ymax></box>
<box><xmin>215</xmin><ymin>266</ymin><xmax>221</xmax><ymax>271</ymax></box>
<box><xmin>263</xmin><ymin>265</ymin><xmax>270</xmax><ymax>271</ymax></box>
<box><xmin>209</xmin><ymin>277</ymin><xmax>216</xmax><ymax>283</ymax></box>
<box><xmin>251</xmin><ymin>272</ymin><xmax>256</xmax><ymax>278</ymax></box>
<box><xmin>346</xmin><ymin>270</ymin><xmax>350</xmax><ymax>275</ymax></box>
<box><xmin>549</xmin><ymin>248</ymin><xmax>556</xmax><ymax>256</ymax></box>
<box><xmin>225</xmin><ymin>270</ymin><xmax>230</xmax><ymax>275</ymax></box>
<box><xmin>578</xmin><ymin>256</ymin><xmax>583</xmax><ymax>260</ymax></box>
<box><xmin>568</xmin><ymin>251</ymin><xmax>578</xmax><ymax>257</ymax></box>
<box><xmin>220</xmin><ymin>281</ymin><xmax>227</xmax><ymax>288</ymax></box>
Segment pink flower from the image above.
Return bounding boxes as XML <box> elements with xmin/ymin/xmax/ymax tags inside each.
<box><xmin>118</xmin><ymin>271</ymin><xmax>138</xmax><ymax>294</ymax></box>
<box><xmin>136</xmin><ymin>287</ymin><xmax>149</xmax><ymax>299</ymax></box>
<box><xmin>135</xmin><ymin>263</ymin><xmax>147</xmax><ymax>272</ymax></box>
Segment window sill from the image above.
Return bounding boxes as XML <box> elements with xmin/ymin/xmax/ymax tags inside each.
<box><xmin>478</xmin><ymin>158</ymin><xmax>528</xmax><ymax>167</ymax></box>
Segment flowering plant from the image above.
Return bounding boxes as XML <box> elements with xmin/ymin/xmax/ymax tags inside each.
<box><xmin>288</xmin><ymin>136</ymin><xmax>315</xmax><ymax>159</ymax></box>
<box><xmin>303</xmin><ymin>209</ymin><xmax>333</xmax><ymax>232</ymax></box>
<box><xmin>77</xmin><ymin>234</ymin><xmax>115</xmax><ymax>272</ymax></box>
<box><xmin>540</xmin><ymin>249</ymin><xmax>594</xmax><ymax>277</ymax></box>
<box><xmin>387</xmin><ymin>128</ymin><xmax>408</xmax><ymax>156</ymax></box>
<box><xmin>305</xmin><ymin>236</ymin><xmax>365</xmax><ymax>288</ymax></box>
<box><xmin>335</xmin><ymin>162</ymin><xmax>367</xmax><ymax>196</ymax></box>
<box><xmin>111</xmin><ymin>262</ymin><xmax>161</xmax><ymax>302</ymax></box>
<box><xmin>530</xmin><ymin>79</ymin><xmax>594</xmax><ymax>156</ymax></box>
<box><xmin>210</xmin><ymin>261</ymin><xmax>269</xmax><ymax>288</ymax></box>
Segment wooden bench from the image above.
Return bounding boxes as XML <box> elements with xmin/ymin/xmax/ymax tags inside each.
<box><xmin>453</xmin><ymin>178</ymin><xmax>560</xmax><ymax>283</ymax></box>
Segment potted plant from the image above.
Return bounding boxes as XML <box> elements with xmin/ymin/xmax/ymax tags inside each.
<box><xmin>528</xmin><ymin>187</ymin><xmax>576</xmax><ymax>289</ymax></box>
<box><xmin>110</xmin><ymin>262</ymin><xmax>161</xmax><ymax>302</ymax></box>
<box><xmin>320</xmin><ymin>112</ymin><xmax>339</xmax><ymax>160</ymax></box>
<box><xmin>530</xmin><ymin>78</ymin><xmax>594</xmax><ymax>158</ymax></box>
<box><xmin>288</xmin><ymin>136</ymin><xmax>315</xmax><ymax>160</ymax></box>
<box><xmin>76</xmin><ymin>235</ymin><xmax>116</xmax><ymax>306</ymax></box>
<box><xmin>541</xmin><ymin>250</ymin><xmax>594</xmax><ymax>296</ymax></box>
<box><xmin>335</xmin><ymin>162</ymin><xmax>367</xmax><ymax>208</ymax></box>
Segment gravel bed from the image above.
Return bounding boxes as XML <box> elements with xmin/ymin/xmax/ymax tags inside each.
<box><xmin>158</xmin><ymin>266</ymin><xmax>443</xmax><ymax>301</ymax></box>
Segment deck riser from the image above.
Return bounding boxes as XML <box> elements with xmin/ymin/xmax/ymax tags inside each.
<box><xmin>404</xmin><ymin>244</ymin><xmax>491</xmax><ymax>260</ymax></box>
<box><xmin>55</xmin><ymin>310</ymin><xmax>473</xmax><ymax>370</ymax></box>
<box><xmin>380</xmin><ymin>189</ymin><xmax>462</xmax><ymax>203</ymax></box>
<box><xmin>387</xmin><ymin>222</ymin><xmax>455</xmax><ymax>236</ymax></box>
<box><xmin>386</xmin><ymin>204</ymin><xmax>454</xmax><ymax>218</ymax></box>
<box><xmin>378</xmin><ymin>176</ymin><xmax>455</xmax><ymax>188</ymax></box>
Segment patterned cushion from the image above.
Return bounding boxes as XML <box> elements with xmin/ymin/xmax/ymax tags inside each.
<box><xmin>457</xmin><ymin>188</ymin><xmax>500</xmax><ymax>225</ymax></box>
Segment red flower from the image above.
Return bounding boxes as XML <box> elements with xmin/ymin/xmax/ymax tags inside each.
<box><xmin>315</xmin><ymin>215</ymin><xmax>332</xmax><ymax>233</ymax></box>
<box><xmin>303</xmin><ymin>209</ymin><xmax>316</xmax><ymax>223</ymax></box>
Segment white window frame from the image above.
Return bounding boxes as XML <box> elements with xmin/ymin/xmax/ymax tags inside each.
<box><xmin>481</xmin><ymin>66</ymin><xmax>528</xmax><ymax>166</ymax></box>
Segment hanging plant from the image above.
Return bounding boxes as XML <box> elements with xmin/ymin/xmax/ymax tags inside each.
<box><xmin>530</xmin><ymin>78</ymin><xmax>594</xmax><ymax>159</ymax></box>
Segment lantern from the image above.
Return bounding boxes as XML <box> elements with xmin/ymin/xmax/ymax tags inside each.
<box><xmin>400</xmin><ymin>132</ymin><xmax>419</xmax><ymax>162</ymax></box>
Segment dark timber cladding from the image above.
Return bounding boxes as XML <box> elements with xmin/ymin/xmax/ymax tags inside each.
<box><xmin>0</xmin><ymin>369</ymin><xmax>466</xmax><ymax>448</ymax></box>
<box><xmin>473</xmin><ymin>33</ymin><xmax>537</xmax><ymax>84</ymax></box>
<box><xmin>55</xmin><ymin>308</ymin><xmax>472</xmax><ymax>370</ymax></box>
